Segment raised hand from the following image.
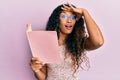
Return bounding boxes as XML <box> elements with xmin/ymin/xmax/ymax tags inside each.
<box><xmin>61</xmin><ymin>2</ymin><xmax>85</xmax><ymax>19</ymax></box>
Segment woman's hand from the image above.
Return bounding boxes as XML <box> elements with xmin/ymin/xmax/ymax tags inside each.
<box><xmin>30</xmin><ymin>57</ymin><xmax>45</xmax><ymax>73</ymax></box>
<box><xmin>61</xmin><ymin>2</ymin><xmax>85</xmax><ymax>19</ymax></box>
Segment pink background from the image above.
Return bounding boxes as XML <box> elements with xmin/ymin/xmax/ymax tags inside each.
<box><xmin>0</xmin><ymin>0</ymin><xmax>120</xmax><ymax>80</ymax></box>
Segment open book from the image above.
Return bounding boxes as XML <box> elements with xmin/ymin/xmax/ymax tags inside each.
<box><xmin>26</xmin><ymin>24</ymin><xmax>61</xmax><ymax>64</ymax></box>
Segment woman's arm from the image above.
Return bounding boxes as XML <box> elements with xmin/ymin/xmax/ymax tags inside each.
<box><xmin>61</xmin><ymin>3</ymin><xmax>104</xmax><ymax>50</ymax></box>
<box><xmin>82</xmin><ymin>9</ymin><xmax>104</xmax><ymax>50</ymax></box>
<box><xmin>26</xmin><ymin>25</ymin><xmax>47</xmax><ymax>80</ymax></box>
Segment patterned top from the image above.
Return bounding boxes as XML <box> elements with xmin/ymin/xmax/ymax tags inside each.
<box><xmin>46</xmin><ymin>45</ymin><xmax>81</xmax><ymax>80</ymax></box>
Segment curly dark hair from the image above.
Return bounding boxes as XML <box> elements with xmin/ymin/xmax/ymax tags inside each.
<box><xmin>46</xmin><ymin>4</ymin><xmax>89</xmax><ymax>74</ymax></box>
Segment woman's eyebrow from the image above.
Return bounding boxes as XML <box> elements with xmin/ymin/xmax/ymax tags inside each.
<box><xmin>61</xmin><ymin>12</ymin><xmax>75</xmax><ymax>16</ymax></box>
<box><xmin>61</xmin><ymin>10</ymin><xmax>66</xmax><ymax>13</ymax></box>
<box><xmin>60</xmin><ymin>13</ymin><xmax>67</xmax><ymax>16</ymax></box>
<box><xmin>61</xmin><ymin>11</ymin><xmax>66</xmax><ymax>14</ymax></box>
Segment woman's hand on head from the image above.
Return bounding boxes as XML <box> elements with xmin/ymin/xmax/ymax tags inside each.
<box><xmin>61</xmin><ymin>2</ymin><xmax>86</xmax><ymax>19</ymax></box>
<box><xmin>30</xmin><ymin>57</ymin><xmax>45</xmax><ymax>73</ymax></box>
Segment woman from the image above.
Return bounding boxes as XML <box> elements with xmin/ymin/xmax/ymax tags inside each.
<box><xmin>29</xmin><ymin>3</ymin><xmax>104</xmax><ymax>80</ymax></box>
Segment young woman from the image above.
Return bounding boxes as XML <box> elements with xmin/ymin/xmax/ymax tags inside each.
<box><xmin>29</xmin><ymin>3</ymin><xmax>104</xmax><ymax>80</ymax></box>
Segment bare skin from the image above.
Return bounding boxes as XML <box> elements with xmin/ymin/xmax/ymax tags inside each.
<box><xmin>61</xmin><ymin>3</ymin><xmax>104</xmax><ymax>50</ymax></box>
<box><xmin>28</xmin><ymin>3</ymin><xmax>104</xmax><ymax>80</ymax></box>
<box><xmin>30</xmin><ymin>57</ymin><xmax>47</xmax><ymax>80</ymax></box>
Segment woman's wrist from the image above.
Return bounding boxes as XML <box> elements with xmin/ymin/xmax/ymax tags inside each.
<box><xmin>34</xmin><ymin>70</ymin><xmax>46</xmax><ymax>80</ymax></box>
<box><xmin>82</xmin><ymin>8</ymin><xmax>88</xmax><ymax>16</ymax></box>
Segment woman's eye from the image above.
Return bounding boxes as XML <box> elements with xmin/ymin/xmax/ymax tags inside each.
<box><xmin>61</xmin><ymin>15</ymin><xmax>76</xmax><ymax>20</ymax></box>
<box><xmin>70</xmin><ymin>15</ymin><xmax>76</xmax><ymax>20</ymax></box>
<box><xmin>62</xmin><ymin>15</ymin><xmax>68</xmax><ymax>19</ymax></box>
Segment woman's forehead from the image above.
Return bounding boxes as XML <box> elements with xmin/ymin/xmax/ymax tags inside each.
<box><xmin>60</xmin><ymin>11</ymin><xmax>75</xmax><ymax>15</ymax></box>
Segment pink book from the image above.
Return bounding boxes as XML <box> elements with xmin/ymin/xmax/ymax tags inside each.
<box><xmin>26</xmin><ymin>25</ymin><xmax>61</xmax><ymax>64</ymax></box>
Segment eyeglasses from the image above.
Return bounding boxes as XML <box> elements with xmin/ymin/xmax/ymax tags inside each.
<box><xmin>61</xmin><ymin>14</ymin><xmax>77</xmax><ymax>20</ymax></box>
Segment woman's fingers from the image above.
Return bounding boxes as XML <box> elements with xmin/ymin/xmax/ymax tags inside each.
<box><xmin>61</xmin><ymin>3</ymin><xmax>76</xmax><ymax>12</ymax></box>
<box><xmin>30</xmin><ymin>57</ymin><xmax>45</xmax><ymax>72</ymax></box>
<box><xmin>30</xmin><ymin>63</ymin><xmax>43</xmax><ymax>73</ymax></box>
<box><xmin>31</xmin><ymin>57</ymin><xmax>39</xmax><ymax>61</ymax></box>
<box><xmin>30</xmin><ymin>62</ymin><xmax>43</xmax><ymax>68</ymax></box>
<box><xmin>63</xmin><ymin>4</ymin><xmax>71</xmax><ymax>10</ymax></box>
<box><xmin>62</xmin><ymin>5</ymin><xmax>71</xmax><ymax>11</ymax></box>
<box><xmin>26</xmin><ymin>24</ymin><xmax>32</xmax><ymax>32</ymax></box>
<box><xmin>33</xmin><ymin>57</ymin><xmax>43</xmax><ymax>62</ymax></box>
<box><xmin>30</xmin><ymin>57</ymin><xmax>44</xmax><ymax>66</ymax></box>
<box><xmin>67</xmin><ymin>2</ymin><xmax>74</xmax><ymax>10</ymax></box>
